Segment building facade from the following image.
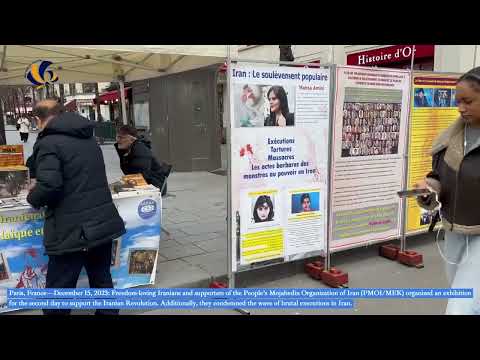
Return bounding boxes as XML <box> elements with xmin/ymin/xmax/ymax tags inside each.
<box><xmin>55</xmin><ymin>82</ymin><xmax>112</xmax><ymax>121</ymax></box>
<box><xmin>236</xmin><ymin>45</ymin><xmax>480</xmax><ymax>73</ymax></box>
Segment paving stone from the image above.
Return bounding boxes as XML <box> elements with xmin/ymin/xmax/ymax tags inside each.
<box><xmin>194</xmin><ymin>237</ymin><xmax>228</xmax><ymax>253</ymax></box>
<box><xmin>154</xmin><ymin>260</ymin><xmax>211</xmax><ymax>288</ymax></box>
<box><xmin>158</xmin><ymin>239</ymin><xmax>182</xmax><ymax>249</ymax></box>
<box><xmin>159</xmin><ymin>244</ymin><xmax>205</xmax><ymax>260</ymax></box>
<box><xmin>180</xmin><ymin>221</ymin><xmax>227</xmax><ymax>235</ymax></box>
<box><xmin>174</xmin><ymin>232</ymin><xmax>220</xmax><ymax>245</ymax></box>
<box><xmin>182</xmin><ymin>251</ymin><xmax>228</xmax><ymax>277</ymax></box>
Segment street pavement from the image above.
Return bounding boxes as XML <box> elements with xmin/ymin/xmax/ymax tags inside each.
<box><xmin>4</xmin><ymin>127</ymin><xmax>451</xmax><ymax>315</ymax></box>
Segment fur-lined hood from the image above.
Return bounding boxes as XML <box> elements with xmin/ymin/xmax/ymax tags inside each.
<box><xmin>431</xmin><ymin>117</ymin><xmax>466</xmax><ymax>173</ymax></box>
<box><xmin>431</xmin><ymin>117</ymin><xmax>465</xmax><ymax>155</ymax></box>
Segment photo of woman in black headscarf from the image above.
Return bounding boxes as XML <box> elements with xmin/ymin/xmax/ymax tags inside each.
<box><xmin>252</xmin><ymin>195</ymin><xmax>275</xmax><ymax>223</ymax></box>
<box><xmin>264</xmin><ymin>86</ymin><xmax>295</xmax><ymax>127</ymax></box>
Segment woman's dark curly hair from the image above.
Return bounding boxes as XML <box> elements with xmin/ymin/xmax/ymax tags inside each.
<box><xmin>253</xmin><ymin>195</ymin><xmax>274</xmax><ymax>222</ymax></box>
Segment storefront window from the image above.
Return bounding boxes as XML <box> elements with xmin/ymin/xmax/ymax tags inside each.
<box><xmin>82</xmin><ymin>83</ymin><xmax>96</xmax><ymax>94</ymax></box>
<box><xmin>133</xmin><ymin>101</ymin><xmax>150</xmax><ymax>128</ymax></box>
<box><xmin>69</xmin><ymin>84</ymin><xmax>76</xmax><ymax>96</ymax></box>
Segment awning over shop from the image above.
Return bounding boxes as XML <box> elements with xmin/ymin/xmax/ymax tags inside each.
<box><xmin>64</xmin><ymin>99</ymin><xmax>77</xmax><ymax>111</ymax></box>
<box><xmin>93</xmin><ymin>88</ymin><xmax>131</xmax><ymax>105</ymax></box>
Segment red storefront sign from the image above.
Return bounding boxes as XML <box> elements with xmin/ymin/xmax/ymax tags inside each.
<box><xmin>347</xmin><ymin>45</ymin><xmax>435</xmax><ymax>67</ymax></box>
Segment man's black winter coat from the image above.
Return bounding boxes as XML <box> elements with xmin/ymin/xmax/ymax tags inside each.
<box><xmin>27</xmin><ymin>112</ymin><xmax>126</xmax><ymax>255</ymax></box>
<box><xmin>114</xmin><ymin>138</ymin><xmax>171</xmax><ymax>190</ymax></box>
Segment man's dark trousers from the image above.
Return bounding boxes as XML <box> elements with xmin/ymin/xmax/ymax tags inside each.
<box><xmin>43</xmin><ymin>240</ymin><xmax>118</xmax><ymax>315</ymax></box>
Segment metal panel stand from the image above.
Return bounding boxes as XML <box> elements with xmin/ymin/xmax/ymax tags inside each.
<box><xmin>224</xmin><ymin>48</ymin><xmax>249</xmax><ymax>315</ymax></box>
<box><xmin>159</xmin><ymin>179</ymin><xmax>173</xmax><ymax>241</ymax></box>
<box><xmin>225</xmin><ymin>57</ymin><xmax>334</xmax><ymax>308</ymax></box>
<box><xmin>321</xmin><ymin>64</ymin><xmax>349</xmax><ymax>288</ymax></box>
<box><xmin>397</xmin><ymin>46</ymin><xmax>424</xmax><ymax>269</ymax></box>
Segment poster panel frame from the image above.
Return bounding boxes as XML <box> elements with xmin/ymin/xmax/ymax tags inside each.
<box><xmin>404</xmin><ymin>70</ymin><xmax>463</xmax><ymax>237</ymax></box>
<box><xmin>328</xmin><ymin>64</ymin><xmax>412</xmax><ymax>254</ymax></box>
<box><xmin>227</xmin><ymin>59</ymin><xmax>334</xmax><ymax>278</ymax></box>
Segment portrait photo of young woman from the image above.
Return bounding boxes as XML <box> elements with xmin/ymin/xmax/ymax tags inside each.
<box><xmin>252</xmin><ymin>195</ymin><xmax>275</xmax><ymax>223</ymax></box>
<box><xmin>264</xmin><ymin>86</ymin><xmax>295</xmax><ymax>127</ymax></box>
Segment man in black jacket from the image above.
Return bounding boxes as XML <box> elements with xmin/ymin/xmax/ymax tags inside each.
<box><xmin>114</xmin><ymin>125</ymin><xmax>171</xmax><ymax>194</ymax></box>
<box><xmin>27</xmin><ymin>99</ymin><xmax>126</xmax><ymax>315</ymax></box>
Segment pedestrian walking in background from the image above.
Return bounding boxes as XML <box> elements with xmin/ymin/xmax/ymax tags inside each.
<box><xmin>17</xmin><ymin>116</ymin><xmax>30</xmax><ymax>143</ymax></box>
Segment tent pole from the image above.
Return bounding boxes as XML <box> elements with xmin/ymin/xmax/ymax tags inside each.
<box><xmin>474</xmin><ymin>45</ymin><xmax>478</xmax><ymax>68</ymax></box>
<box><xmin>0</xmin><ymin>46</ymin><xmax>7</xmax><ymax>71</ymax></box>
<box><xmin>119</xmin><ymin>79</ymin><xmax>128</xmax><ymax>125</ymax></box>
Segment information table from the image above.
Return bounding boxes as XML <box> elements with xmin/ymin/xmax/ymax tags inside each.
<box><xmin>0</xmin><ymin>188</ymin><xmax>162</xmax><ymax>313</ymax></box>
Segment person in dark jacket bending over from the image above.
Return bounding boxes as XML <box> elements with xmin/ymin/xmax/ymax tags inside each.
<box><xmin>415</xmin><ymin>66</ymin><xmax>480</xmax><ymax>315</ymax></box>
<box><xmin>114</xmin><ymin>125</ymin><xmax>172</xmax><ymax>193</ymax></box>
<box><xmin>27</xmin><ymin>99</ymin><xmax>126</xmax><ymax>316</ymax></box>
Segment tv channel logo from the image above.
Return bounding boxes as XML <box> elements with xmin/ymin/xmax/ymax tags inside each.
<box><xmin>25</xmin><ymin>60</ymin><xmax>59</xmax><ymax>88</ymax></box>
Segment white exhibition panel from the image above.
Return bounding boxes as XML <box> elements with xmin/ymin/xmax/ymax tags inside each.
<box><xmin>329</xmin><ymin>65</ymin><xmax>412</xmax><ymax>252</ymax></box>
<box><xmin>229</xmin><ymin>62</ymin><xmax>332</xmax><ymax>272</ymax></box>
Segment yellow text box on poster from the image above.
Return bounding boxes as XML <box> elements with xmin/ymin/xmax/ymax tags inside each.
<box><xmin>241</xmin><ymin>229</ymin><xmax>283</xmax><ymax>263</ymax></box>
<box><xmin>289</xmin><ymin>188</ymin><xmax>321</xmax><ymax>194</ymax></box>
<box><xmin>289</xmin><ymin>213</ymin><xmax>322</xmax><ymax>222</ymax></box>
<box><xmin>248</xmin><ymin>190</ymin><xmax>278</xmax><ymax>197</ymax></box>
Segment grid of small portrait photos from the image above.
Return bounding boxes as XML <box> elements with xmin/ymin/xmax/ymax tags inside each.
<box><xmin>128</xmin><ymin>248</ymin><xmax>157</xmax><ymax>275</ymax></box>
<box><xmin>341</xmin><ymin>102</ymin><xmax>401</xmax><ymax>157</ymax></box>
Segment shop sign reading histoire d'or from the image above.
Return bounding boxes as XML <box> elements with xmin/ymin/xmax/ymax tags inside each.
<box><xmin>347</xmin><ymin>45</ymin><xmax>435</xmax><ymax>67</ymax></box>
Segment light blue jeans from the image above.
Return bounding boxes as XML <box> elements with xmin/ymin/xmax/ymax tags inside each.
<box><xmin>443</xmin><ymin>230</ymin><xmax>480</xmax><ymax>315</ymax></box>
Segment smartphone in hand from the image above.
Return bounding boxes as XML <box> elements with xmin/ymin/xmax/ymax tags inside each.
<box><xmin>397</xmin><ymin>188</ymin><xmax>431</xmax><ymax>198</ymax></box>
